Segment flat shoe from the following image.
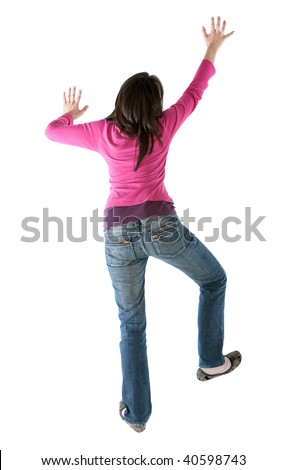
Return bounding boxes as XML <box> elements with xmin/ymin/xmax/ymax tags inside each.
<box><xmin>119</xmin><ymin>400</ymin><xmax>146</xmax><ymax>433</ymax></box>
<box><xmin>197</xmin><ymin>350</ymin><xmax>242</xmax><ymax>381</ymax></box>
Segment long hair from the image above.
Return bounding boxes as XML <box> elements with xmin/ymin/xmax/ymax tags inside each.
<box><xmin>106</xmin><ymin>72</ymin><xmax>164</xmax><ymax>171</ymax></box>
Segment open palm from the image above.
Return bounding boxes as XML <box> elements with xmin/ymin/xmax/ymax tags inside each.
<box><xmin>202</xmin><ymin>16</ymin><xmax>234</xmax><ymax>50</ymax></box>
<box><xmin>63</xmin><ymin>86</ymin><xmax>89</xmax><ymax>119</ymax></box>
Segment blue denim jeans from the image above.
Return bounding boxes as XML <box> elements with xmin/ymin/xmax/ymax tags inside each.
<box><xmin>104</xmin><ymin>214</ymin><xmax>227</xmax><ymax>425</ymax></box>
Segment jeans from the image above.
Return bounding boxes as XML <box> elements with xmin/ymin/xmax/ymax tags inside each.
<box><xmin>104</xmin><ymin>214</ymin><xmax>227</xmax><ymax>425</ymax></box>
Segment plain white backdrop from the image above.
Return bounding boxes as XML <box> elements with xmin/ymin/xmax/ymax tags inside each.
<box><xmin>1</xmin><ymin>0</ymin><xmax>286</xmax><ymax>469</ymax></box>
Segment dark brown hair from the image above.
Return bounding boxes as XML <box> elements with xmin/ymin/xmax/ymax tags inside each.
<box><xmin>106</xmin><ymin>72</ymin><xmax>164</xmax><ymax>171</ymax></box>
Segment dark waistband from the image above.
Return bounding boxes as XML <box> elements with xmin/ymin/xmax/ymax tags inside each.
<box><xmin>103</xmin><ymin>200</ymin><xmax>176</xmax><ymax>231</ymax></box>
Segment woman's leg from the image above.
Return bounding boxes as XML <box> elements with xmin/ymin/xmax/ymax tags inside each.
<box><xmin>104</xmin><ymin>228</ymin><xmax>150</xmax><ymax>425</ymax></box>
<box><xmin>145</xmin><ymin>215</ymin><xmax>227</xmax><ymax>368</ymax></box>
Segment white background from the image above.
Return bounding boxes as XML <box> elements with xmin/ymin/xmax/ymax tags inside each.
<box><xmin>1</xmin><ymin>0</ymin><xmax>286</xmax><ymax>468</ymax></box>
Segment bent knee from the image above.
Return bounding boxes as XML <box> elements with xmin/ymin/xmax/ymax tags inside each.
<box><xmin>201</xmin><ymin>266</ymin><xmax>227</xmax><ymax>290</ymax></box>
<box><xmin>219</xmin><ymin>268</ymin><xmax>227</xmax><ymax>285</ymax></box>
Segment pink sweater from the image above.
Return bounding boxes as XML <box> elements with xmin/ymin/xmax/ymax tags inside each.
<box><xmin>45</xmin><ymin>59</ymin><xmax>215</xmax><ymax>211</ymax></box>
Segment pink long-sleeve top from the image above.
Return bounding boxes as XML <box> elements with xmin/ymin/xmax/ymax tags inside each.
<box><xmin>45</xmin><ymin>59</ymin><xmax>216</xmax><ymax>230</ymax></box>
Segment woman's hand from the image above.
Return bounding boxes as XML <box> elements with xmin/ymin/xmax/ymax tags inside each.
<box><xmin>63</xmin><ymin>86</ymin><xmax>89</xmax><ymax>119</ymax></box>
<box><xmin>202</xmin><ymin>17</ymin><xmax>234</xmax><ymax>63</ymax></box>
<box><xmin>202</xmin><ymin>16</ymin><xmax>234</xmax><ymax>49</ymax></box>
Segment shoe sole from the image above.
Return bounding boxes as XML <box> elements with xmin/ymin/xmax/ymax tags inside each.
<box><xmin>197</xmin><ymin>350</ymin><xmax>242</xmax><ymax>381</ymax></box>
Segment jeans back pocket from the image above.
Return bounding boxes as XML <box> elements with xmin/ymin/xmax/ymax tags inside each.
<box><xmin>150</xmin><ymin>216</ymin><xmax>186</xmax><ymax>258</ymax></box>
<box><xmin>104</xmin><ymin>231</ymin><xmax>136</xmax><ymax>267</ymax></box>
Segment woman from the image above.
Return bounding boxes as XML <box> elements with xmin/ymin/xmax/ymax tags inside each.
<box><xmin>45</xmin><ymin>17</ymin><xmax>241</xmax><ymax>433</ymax></box>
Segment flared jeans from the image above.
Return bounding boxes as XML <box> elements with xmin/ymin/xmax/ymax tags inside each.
<box><xmin>104</xmin><ymin>214</ymin><xmax>227</xmax><ymax>425</ymax></box>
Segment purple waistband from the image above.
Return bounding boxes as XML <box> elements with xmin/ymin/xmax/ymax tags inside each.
<box><xmin>103</xmin><ymin>200</ymin><xmax>177</xmax><ymax>231</ymax></box>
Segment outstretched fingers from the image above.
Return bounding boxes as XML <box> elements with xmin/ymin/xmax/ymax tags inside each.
<box><xmin>202</xmin><ymin>16</ymin><xmax>234</xmax><ymax>52</ymax></box>
<box><xmin>63</xmin><ymin>86</ymin><xmax>83</xmax><ymax>105</ymax></box>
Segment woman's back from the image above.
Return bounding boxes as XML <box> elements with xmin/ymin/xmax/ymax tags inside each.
<box><xmin>45</xmin><ymin>59</ymin><xmax>215</xmax><ymax>226</ymax></box>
